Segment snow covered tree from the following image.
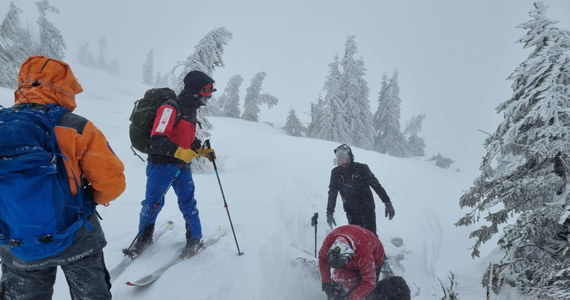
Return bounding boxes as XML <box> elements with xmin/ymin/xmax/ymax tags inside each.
<box><xmin>219</xmin><ymin>74</ymin><xmax>243</xmax><ymax>118</ymax></box>
<box><xmin>242</xmin><ymin>72</ymin><xmax>266</xmax><ymax>122</ymax></box>
<box><xmin>154</xmin><ymin>71</ymin><xmax>170</xmax><ymax>87</ymax></box>
<box><xmin>457</xmin><ymin>3</ymin><xmax>570</xmax><ymax>298</ymax></box>
<box><xmin>172</xmin><ymin>27</ymin><xmax>232</xmax><ymax>172</ymax></box>
<box><xmin>309</xmin><ymin>55</ymin><xmax>351</xmax><ymax>143</ymax></box>
<box><xmin>306</xmin><ymin>96</ymin><xmax>324</xmax><ymax>138</ymax></box>
<box><xmin>76</xmin><ymin>43</ymin><xmax>96</xmax><ymax>67</ymax></box>
<box><xmin>430</xmin><ymin>153</ymin><xmax>454</xmax><ymax>169</ymax></box>
<box><xmin>403</xmin><ymin>114</ymin><xmax>426</xmax><ymax>157</ymax></box>
<box><xmin>174</xmin><ymin>27</ymin><xmax>232</xmax><ymax>89</ymax></box>
<box><xmin>172</xmin><ymin>27</ymin><xmax>232</xmax><ymax>133</ymax></box>
<box><xmin>142</xmin><ymin>48</ymin><xmax>154</xmax><ymax>85</ymax></box>
<box><xmin>241</xmin><ymin>72</ymin><xmax>278</xmax><ymax>122</ymax></box>
<box><xmin>283</xmin><ymin>108</ymin><xmax>305</xmax><ymax>137</ymax></box>
<box><xmin>0</xmin><ymin>42</ymin><xmax>15</xmax><ymax>88</ymax></box>
<box><xmin>36</xmin><ymin>0</ymin><xmax>65</xmax><ymax>59</ymax></box>
<box><xmin>96</xmin><ymin>37</ymin><xmax>108</xmax><ymax>69</ymax></box>
<box><xmin>339</xmin><ymin>36</ymin><xmax>374</xmax><ymax>149</ymax></box>
<box><xmin>0</xmin><ymin>2</ymin><xmax>33</xmax><ymax>88</ymax></box>
<box><xmin>373</xmin><ymin>71</ymin><xmax>407</xmax><ymax>157</ymax></box>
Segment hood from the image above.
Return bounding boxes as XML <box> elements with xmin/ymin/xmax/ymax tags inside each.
<box><xmin>14</xmin><ymin>56</ymin><xmax>83</xmax><ymax>111</ymax></box>
<box><xmin>181</xmin><ymin>70</ymin><xmax>215</xmax><ymax>95</ymax></box>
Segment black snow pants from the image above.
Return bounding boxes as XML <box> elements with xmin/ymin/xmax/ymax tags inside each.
<box><xmin>0</xmin><ymin>249</ymin><xmax>112</xmax><ymax>300</ymax></box>
<box><xmin>346</xmin><ymin>209</ymin><xmax>377</xmax><ymax>236</ymax></box>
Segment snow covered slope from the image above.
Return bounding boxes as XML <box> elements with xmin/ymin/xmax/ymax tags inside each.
<box><xmin>0</xmin><ymin>65</ymin><xmax>523</xmax><ymax>299</ymax></box>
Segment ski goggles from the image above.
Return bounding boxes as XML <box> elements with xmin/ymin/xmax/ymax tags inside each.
<box><xmin>198</xmin><ymin>83</ymin><xmax>217</xmax><ymax>98</ymax></box>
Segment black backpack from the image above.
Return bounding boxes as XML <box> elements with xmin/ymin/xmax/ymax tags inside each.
<box><xmin>129</xmin><ymin>88</ymin><xmax>179</xmax><ymax>154</ymax></box>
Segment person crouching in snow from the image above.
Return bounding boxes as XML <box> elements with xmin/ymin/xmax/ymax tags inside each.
<box><xmin>318</xmin><ymin>224</ymin><xmax>410</xmax><ymax>300</ymax></box>
<box><xmin>319</xmin><ymin>225</ymin><xmax>385</xmax><ymax>300</ymax></box>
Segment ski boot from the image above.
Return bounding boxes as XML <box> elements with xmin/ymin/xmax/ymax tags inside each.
<box><xmin>123</xmin><ymin>225</ymin><xmax>154</xmax><ymax>259</ymax></box>
<box><xmin>180</xmin><ymin>238</ymin><xmax>203</xmax><ymax>258</ymax></box>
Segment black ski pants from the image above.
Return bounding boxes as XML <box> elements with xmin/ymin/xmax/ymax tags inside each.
<box><xmin>346</xmin><ymin>209</ymin><xmax>377</xmax><ymax>236</ymax></box>
<box><xmin>0</xmin><ymin>250</ymin><xmax>112</xmax><ymax>300</ymax></box>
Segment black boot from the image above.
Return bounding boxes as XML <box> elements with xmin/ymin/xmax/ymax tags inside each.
<box><xmin>180</xmin><ymin>223</ymin><xmax>202</xmax><ymax>257</ymax></box>
<box><xmin>125</xmin><ymin>225</ymin><xmax>155</xmax><ymax>258</ymax></box>
<box><xmin>180</xmin><ymin>238</ymin><xmax>203</xmax><ymax>257</ymax></box>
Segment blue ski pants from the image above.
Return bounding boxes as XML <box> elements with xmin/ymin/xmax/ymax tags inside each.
<box><xmin>138</xmin><ymin>163</ymin><xmax>202</xmax><ymax>239</ymax></box>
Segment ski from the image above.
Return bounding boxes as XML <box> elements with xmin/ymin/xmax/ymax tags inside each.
<box><xmin>109</xmin><ymin>220</ymin><xmax>174</xmax><ymax>283</ymax></box>
<box><xmin>125</xmin><ymin>230</ymin><xmax>227</xmax><ymax>287</ymax></box>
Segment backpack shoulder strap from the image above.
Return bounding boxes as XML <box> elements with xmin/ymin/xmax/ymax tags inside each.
<box><xmin>163</xmin><ymin>98</ymin><xmax>182</xmax><ymax>123</ymax></box>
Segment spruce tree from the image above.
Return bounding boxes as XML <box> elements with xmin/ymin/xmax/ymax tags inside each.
<box><xmin>403</xmin><ymin>114</ymin><xmax>426</xmax><ymax>157</ymax></box>
<box><xmin>0</xmin><ymin>2</ymin><xmax>32</xmax><ymax>88</ymax></box>
<box><xmin>457</xmin><ymin>3</ymin><xmax>570</xmax><ymax>298</ymax></box>
<box><xmin>219</xmin><ymin>74</ymin><xmax>243</xmax><ymax>118</ymax></box>
<box><xmin>36</xmin><ymin>0</ymin><xmax>65</xmax><ymax>59</ymax></box>
<box><xmin>339</xmin><ymin>36</ymin><xmax>374</xmax><ymax>149</ymax></box>
<box><xmin>241</xmin><ymin>72</ymin><xmax>279</xmax><ymax>122</ymax></box>
<box><xmin>143</xmin><ymin>48</ymin><xmax>154</xmax><ymax>85</ymax></box>
<box><xmin>306</xmin><ymin>96</ymin><xmax>324</xmax><ymax>139</ymax></box>
<box><xmin>373</xmin><ymin>71</ymin><xmax>407</xmax><ymax>157</ymax></box>
<box><xmin>283</xmin><ymin>108</ymin><xmax>305</xmax><ymax>137</ymax></box>
<box><xmin>97</xmin><ymin>37</ymin><xmax>107</xmax><ymax>69</ymax></box>
<box><xmin>311</xmin><ymin>55</ymin><xmax>351</xmax><ymax>143</ymax></box>
<box><xmin>77</xmin><ymin>43</ymin><xmax>96</xmax><ymax>67</ymax></box>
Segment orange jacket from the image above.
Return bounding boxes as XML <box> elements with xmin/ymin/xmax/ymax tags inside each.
<box><xmin>14</xmin><ymin>56</ymin><xmax>125</xmax><ymax>205</ymax></box>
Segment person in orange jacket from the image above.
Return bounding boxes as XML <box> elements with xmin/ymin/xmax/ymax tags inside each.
<box><xmin>0</xmin><ymin>56</ymin><xmax>126</xmax><ymax>300</ymax></box>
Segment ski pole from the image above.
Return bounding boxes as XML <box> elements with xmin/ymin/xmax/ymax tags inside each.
<box><xmin>311</xmin><ymin>212</ymin><xmax>318</xmax><ymax>258</ymax></box>
<box><xmin>204</xmin><ymin>140</ymin><xmax>243</xmax><ymax>256</ymax></box>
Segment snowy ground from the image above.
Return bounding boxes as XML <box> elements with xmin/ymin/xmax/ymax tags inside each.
<box><xmin>0</xmin><ymin>66</ymin><xmax>529</xmax><ymax>299</ymax></box>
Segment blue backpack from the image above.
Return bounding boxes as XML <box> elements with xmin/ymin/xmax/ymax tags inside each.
<box><xmin>0</xmin><ymin>104</ymin><xmax>93</xmax><ymax>261</ymax></box>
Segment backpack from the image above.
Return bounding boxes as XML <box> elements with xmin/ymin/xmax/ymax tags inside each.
<box><xmin>129</xmin><ymin>88</ymin><xmax>179</xmax><ymax>154</ymax></box>
<box><xmin>0</xmin><ymin>104</ymin><xmax>93</xmax><ymax>261</ymax></box>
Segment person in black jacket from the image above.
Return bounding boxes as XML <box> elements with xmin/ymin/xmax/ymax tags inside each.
<box><xmin>326</xmin><ymin>144</ymin><xmax>395</xmax><ymax>235</ymax></box>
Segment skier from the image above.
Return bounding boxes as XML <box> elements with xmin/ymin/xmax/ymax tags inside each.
<box><xmin>129</xmin><ymin>70</ymin><xmax>217</xmax><ymax>258</ymax></box>
<box><xmin>0</xmin><ymin>56</ymin><xmax>126</xmax><ymax>299</ymax></box>
<box><xmin>326</xmin><ymin>144</ymin><xmax>395</xmax><ymax>235</ymax></box>
<box><xmin>319</xmin><ymin>225</ymin><xmax>385</xmax><ymax>300</ymax></box>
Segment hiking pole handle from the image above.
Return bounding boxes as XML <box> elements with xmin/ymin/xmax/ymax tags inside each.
<box><xmin>204</xmin><ymin>139</ymin><xmax>211</xmax><ymax>149</ymax></box>
<box><xmin>312</xmin><ymin>212</ymin><xmax>318</xmax><ymax>258</ymax></box>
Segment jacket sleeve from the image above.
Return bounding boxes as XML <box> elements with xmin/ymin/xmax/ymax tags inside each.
<box><xmin>363</xmin><ymin>164</ymin><xmax>391</xmax><ymax>204</ymax></box>
<box><xmin>79</xmin><ymin>121</ymin><xmax>126</xmax><ymax>205</ymax></box>
<box><xmin>148</xmin><ymin>104</ymin><xmax>180</xmax><ymax>156</ymax></box>
<box><xmin>349</xmin><ymin>252</ymin><xmax>378</xmax><ymax>300</ymax></box>
<box><xmin>327</xmin><ymin>168</ymin><xmax>339</xmax><ymax>214</ymax></box>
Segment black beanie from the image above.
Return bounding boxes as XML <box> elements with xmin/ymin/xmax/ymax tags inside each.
<box><xmin>182</xmin><ymin>71</ymin><xmax>215</xmax><ymax>95</ymax></box>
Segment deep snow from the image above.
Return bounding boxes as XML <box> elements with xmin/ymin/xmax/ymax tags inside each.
<box><xmin>0</xmin><ymin>65</ymin><xmax>528</xmax><ymax>299</ymax></box>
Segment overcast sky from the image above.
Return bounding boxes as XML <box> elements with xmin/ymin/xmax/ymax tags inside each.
<box><xmin>3</xmin><ymin>0</ymin><xmax>570</xmax><ymax>166</ymax></box>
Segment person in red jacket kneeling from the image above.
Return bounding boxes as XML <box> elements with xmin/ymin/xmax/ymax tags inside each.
<box><xmin>318</xmin><ymin>225</ymin><xmax>410</xmax><ymax>300</ymax></box>
<box><xmin>319</xmin><ymin>225</ymin><xmax>384</xmax><ymax>300</ymax></box>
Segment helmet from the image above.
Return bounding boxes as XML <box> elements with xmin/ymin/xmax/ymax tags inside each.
<box><xmin>327</xmin><ymin>238</ymin><xmax>354</xmax><ymax>269</ymax></box>
<box><xmin>334</xmin><ymin>144</ymin><xmax>354</xmax><ymax>165</ymax></box>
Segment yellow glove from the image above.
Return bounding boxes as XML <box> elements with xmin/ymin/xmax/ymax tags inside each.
<box><xmin>173</xmin><ymin>147</ymin><xmax>199</xmax><ymax>163</ymax></box>
<box><xmin>196</xmin><ymin>148</ymin><xmax>216</xmax><ymax>162</ymax></box>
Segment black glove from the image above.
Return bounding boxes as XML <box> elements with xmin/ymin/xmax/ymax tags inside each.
<box><xmin>322</xmin><ymin>282</ymin><xmax>346</xmax><ymax>298</ymax></box>
<box><xmin>190</xmin><ymin>138</ymin><xmax>202</xmax><ymax>151</ymax></box>
<box><xmin>385</xmin><ymin>202</ymin><xmax>395</xmax><ymax>220</ymax></box>
<box><xmin>327</xmin><ymin>213</ymin><xmax>336</xmax><ymax>229</ymax></box>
